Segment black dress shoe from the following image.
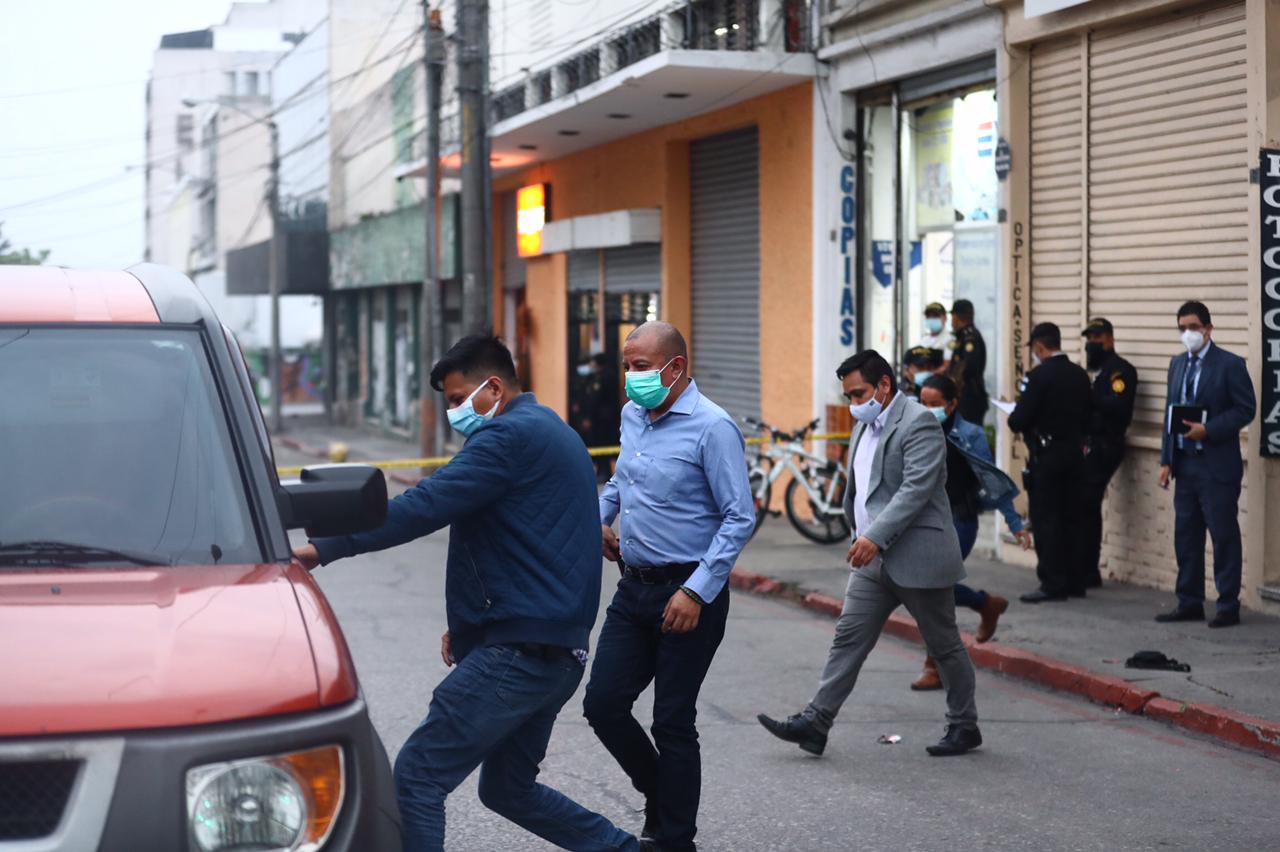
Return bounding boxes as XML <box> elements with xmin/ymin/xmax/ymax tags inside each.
<box><xmin>1208</xmin><ymin>611</ymin><xmax>1241</xmax><ymax>628</ymax></box>
<box><xmin>1154</xmin><ymin>606</ymin><xmax>1205</xmax><ymax>623</ymax></box>
<box><xmin>757</xmin><ymin>712</ymin><xmax>827</xmax><ymax>756</ymax></box>
<box><xmin>1020</xmin><ymin>589</ymin><xmax>1068</xmax><ymax>604</ymax></box>
<box><xmin>926</xmin><ymin>724</ymin><xmax>982</xmax><ymax>756</ymax></box>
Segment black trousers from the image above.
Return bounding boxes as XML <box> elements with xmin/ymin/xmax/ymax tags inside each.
<box><xmin>1028</xmin><ymin>446</ymin><xmax>1088</xmax><ymax>596</ymax></box>
<box><xmin>582</xmin><ymin>577</ymin><xmax>730</xmax><ymax>852</ymax></box>
<box><xmin>1080</xmin><ymin>446</ymin><xmax>1124</xmax><ymax>585</ymax></box>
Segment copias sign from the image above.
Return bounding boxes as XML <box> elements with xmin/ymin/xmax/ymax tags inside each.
<box><xmin>517</xmin><ymin>184</ymin><xmax>548</xmax><ymax>258</ymax></box>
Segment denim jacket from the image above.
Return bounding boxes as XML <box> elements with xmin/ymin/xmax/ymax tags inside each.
<box><xmin>947</xmin><ymin>416</ymin><xmax>1025</xmax><ymax>534</ymax></box>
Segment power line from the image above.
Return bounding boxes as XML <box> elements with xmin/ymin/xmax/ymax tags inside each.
<box><xmin>1</xmin><ymin>30</ymin><xmax>419</xmax><ymax>214</ymax></box>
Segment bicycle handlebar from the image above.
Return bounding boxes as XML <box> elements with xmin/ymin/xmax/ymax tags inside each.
<box><xmin>742</xmin><ymin>416</ymin><xmax>822</xmax><ymax>444</ymax></box>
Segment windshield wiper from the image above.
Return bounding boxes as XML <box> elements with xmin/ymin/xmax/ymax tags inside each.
<box><xmin>0</xmin><ymin>540</ymin><xmax>168</xmax><ymax>567</ymax></box>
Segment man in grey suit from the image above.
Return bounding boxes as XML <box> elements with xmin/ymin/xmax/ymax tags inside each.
<box><xmin>757</xmin><ymin>350</ymin><xmax>981</xmax><ymax>757</ymax></box>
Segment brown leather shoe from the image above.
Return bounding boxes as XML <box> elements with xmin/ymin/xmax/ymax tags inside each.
<box><xmin>976</xmin><ymin>594</ymin><xmax>1009</xmax><ymax>643</ymax></box>
<box><xmin>911</xmin><ymin>656</ymin><xmax>942</xmax><ymax>691</ymax></box>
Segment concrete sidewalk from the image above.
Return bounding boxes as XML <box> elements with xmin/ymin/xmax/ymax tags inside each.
<box><xmin>272</xmin><ymin>417</ymin><xmax>1280</xmax><ymax>758</ymax></box>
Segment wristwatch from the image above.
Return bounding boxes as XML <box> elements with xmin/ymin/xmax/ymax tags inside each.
<box><xmin>679</xmin><ymin>585</ymin><xmax>706</xmax><ymax>606</ymax></box>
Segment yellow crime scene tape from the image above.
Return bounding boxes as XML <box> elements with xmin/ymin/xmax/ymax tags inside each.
<box><xmin>276</xmin><ymin>432</ymin><xmax>852</xmax><ymax>478</ymax></box>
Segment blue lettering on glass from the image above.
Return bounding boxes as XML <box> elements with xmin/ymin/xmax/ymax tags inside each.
<box><xmin>872</xmin><ymin>240</ymin><xmax>894</xmax><ymax>288</ymax></box>
<box><xmin>838</xmin><ymin>165</ymin><xmax>857</xmax><ymax>347</ymax></box>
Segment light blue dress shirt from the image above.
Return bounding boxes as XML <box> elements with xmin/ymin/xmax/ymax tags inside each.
<box><xmin>599</xmin><ymin>380</ymin><xmax>756</xmax><ymax>603</ymax></box>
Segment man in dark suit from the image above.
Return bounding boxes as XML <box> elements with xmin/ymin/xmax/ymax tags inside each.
<box><xmin>1007</xmin><ymin>322</ymin><xmax>1092</xmax><ymax>603</ymax></box>
<box><xmin>1156</xmin><ymin>301</ymin><xmax>1256</xmax><ymax>628</ymax></box>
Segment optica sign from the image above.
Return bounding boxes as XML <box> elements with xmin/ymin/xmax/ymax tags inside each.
<box><xmin>516</xmin><ymin>184</ymin><xmax>547</xmax><ymax>257</ymax></box>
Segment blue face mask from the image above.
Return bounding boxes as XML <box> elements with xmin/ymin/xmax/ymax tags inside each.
<box><xmin>447</xmin><ymin>378</ymin><xmax>500</xmax><ymax>436</ymax></box>
<box><xmin>925</xmin><ymin>317</ymin><xmax>944</xmax><ymax>335</ymax></box>
<box><xmin>577</xmin><ymin>364</ymin><xmax>593</xmax><ymax>377</ymax></box>
<box><xmin>928</xmin><ymin>406</ymin><xmax>948</xmax><ymax>423</ymax></box>
<box><xmin>625</xmin><ymin>357</ymin><xmax>681</xmax><ymax>409</ymax></box>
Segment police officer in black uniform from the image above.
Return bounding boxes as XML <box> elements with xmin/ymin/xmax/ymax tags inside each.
<box><xmin>949</xmin><ymin>299</ymin><xmax>989</xmax><ymax>423</ymax></box>
<box><xmin>1007</xmin><ymin>322</ymin><xmax>1093</xmax><ymax>603</ymax></box>
<box><xmin>901</xmin><ymin>345</ymin><xmax>946</xmax><ymax>397</ymax></box>
<box><xmin>1080</xmin><ymin>317</ymin><xmax>1138</xmax><ymax>588</ymax></box>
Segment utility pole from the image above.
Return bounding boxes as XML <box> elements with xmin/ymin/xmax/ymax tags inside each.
<box><xmin>458</xmin><ymin>0</ymin><xmax>491</xmax><ymax>335</ymax></box>
<box><xmin>267</xmin><ymin>119</ymin><xmax>283</xmax><ymax>434</ymax></box>
<box><xmin>420</xmin><ymin>3</ymin><xmax>447</xmax><ymax>457</ymax></box>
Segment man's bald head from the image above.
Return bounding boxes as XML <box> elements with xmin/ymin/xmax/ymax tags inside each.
<box><xmin>625</xmin><ymin>321</ymin><xmax>688</xmax><ymax>362</ymax></box>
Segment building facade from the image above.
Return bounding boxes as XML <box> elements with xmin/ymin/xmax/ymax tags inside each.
<box><xmin>992</xmin><ymin>0</ymin><xmax>1279</xmax><ymax>613</ymax></box>
<box><xmin>484</xmin><ymin>0</ymin><xmax>821</xmax><ymax>444</ymax></box>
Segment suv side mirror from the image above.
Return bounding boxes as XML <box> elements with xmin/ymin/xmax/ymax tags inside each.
<box><xmin>278</xmin><ymin>465</ymin><xmax>388</xmax><ymax>538</ymax></box>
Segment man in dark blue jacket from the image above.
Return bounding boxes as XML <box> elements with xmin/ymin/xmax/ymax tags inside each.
<box><xmin>294</xmin><ymin>336</ymin><xmax>639</xmax><ymax>852</ymax></box>
<box><xmin>1157</xmin><ymin>302</ymin><xmax>1256</xmax><ymax>628</ymax></box>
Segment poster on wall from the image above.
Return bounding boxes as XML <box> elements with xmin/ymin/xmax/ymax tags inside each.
<box><xmin>914</xmin><ymin>104</ymin><xmax>954</xmax><ymax>229</ymax></box>
<box><xmin>1260</xmin><ymin>148</ymin><xmax>1280</xmax><ymax>456</ymax></box>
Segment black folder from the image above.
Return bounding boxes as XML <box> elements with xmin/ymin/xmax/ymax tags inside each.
<box><xmin>1168</xmin><ymin>404</ymin><xmax>1206</xmax><ymax>435</ymax></box>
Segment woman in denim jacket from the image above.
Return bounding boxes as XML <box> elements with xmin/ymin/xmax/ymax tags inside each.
<box><xmin>909</xmin><ymin>375</ymin><xmax>1034</xmax><ymax>690</ymax></box>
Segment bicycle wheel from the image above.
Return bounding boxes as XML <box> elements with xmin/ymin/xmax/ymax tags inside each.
<box><xmin>747</xmin><ymin>465</ymin><xmax>771</xmax><ymax>538</ymax></box>
<box><xmin>784</xmin><ymin>467</ymin><xmax>849</xmax><ymax>544</ymax></box>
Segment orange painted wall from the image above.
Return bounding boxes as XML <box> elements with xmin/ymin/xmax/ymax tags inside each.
<box><xmin>493</xmin><ymin>82</ymin><xmax>813</xmax><ymax>427</ymax></box>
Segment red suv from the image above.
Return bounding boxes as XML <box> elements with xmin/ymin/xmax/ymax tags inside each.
<box><xmin>0</xmin><ymin>265</ymin><xmax>402</xmax><ymax>851</ymax></box>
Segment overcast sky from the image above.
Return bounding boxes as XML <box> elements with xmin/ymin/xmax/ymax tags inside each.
<box><xmin>0</xmin><ymin>1</ymin><xmax>249</xmax><ymax>268</ymax></box>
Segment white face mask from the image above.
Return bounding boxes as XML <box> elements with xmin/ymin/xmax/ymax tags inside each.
<box><xmin>849</xmin><ymin>385</ymin><xmax>888</xmax><ymax>425</ymax></box>
<box><xmin>1181</xmin><ymin>329</ymin><xmax>1206</xmax><ymax>354</ymax></box>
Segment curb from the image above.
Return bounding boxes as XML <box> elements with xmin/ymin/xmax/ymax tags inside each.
<box><xmin>728</xmin><ymin>568</ymin><xmax>1280</xmax><ymax>760</ymax></box>
<box><xmin>275</xmin><ymin>436</ymin><xmax>422</xmax><ymax>487</ymax></box>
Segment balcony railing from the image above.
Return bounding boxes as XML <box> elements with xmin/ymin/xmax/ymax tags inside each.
<box><xmin>489</xmin><ymin>0</ymin><xmax>812</xmax><ymax>126</ymax></box>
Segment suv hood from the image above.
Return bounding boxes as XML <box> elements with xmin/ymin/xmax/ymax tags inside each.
<box><xmin>0</xmin><ymin>564</ymin><xmax>324</xmax><ymax>736</ymax></box>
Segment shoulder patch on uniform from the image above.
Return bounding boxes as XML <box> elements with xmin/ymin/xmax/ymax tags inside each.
<box><xmin>1111</xmin><ymin>375</ymin><xmax>1126</xmax><ymax>394</ymax></box>
<box><xmin>948</xmin><ymin>340</ymin><xmax>958</xmax><ymax>350</ymax></box>
<box><xmin>965</xmin><ymin>341</ymin><xmax>974</xmax><ymax>352</ymax></box>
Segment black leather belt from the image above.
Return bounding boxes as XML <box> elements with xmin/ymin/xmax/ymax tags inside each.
<box><xmin>508</xmin><ymin>642</ymin><xmax>576</xmax><ymax>662</ymax></box>
<box><xmin>619</xmin><ymin>560</ymin><xmax>698</xmax><ymax>585</ymax></box>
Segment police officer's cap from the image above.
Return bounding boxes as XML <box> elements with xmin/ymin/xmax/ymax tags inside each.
<box><xmin>901</xmin><ymin>342</ymin><xmax>942</xmax><ymax>365</ymax></box>
<box><xmin>1081</xmin><ymin>317</ymin><xmax>1114</xmax><ymax>336</ymax></box>
<box><xmin>1028</xmin><ymin>322</ymin><xmax>1061</xmax><ymax>347</ymax></box>
<box><xmin>924</xmin><ymin>302</ymin><xmax>947</xmax><ymax>317</ymax></box>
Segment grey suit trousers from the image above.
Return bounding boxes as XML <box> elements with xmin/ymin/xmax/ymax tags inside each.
<box><xmin>803</xmin><ymin>560</ymin><xmax>978</xmax><ymax>733</ymax></box>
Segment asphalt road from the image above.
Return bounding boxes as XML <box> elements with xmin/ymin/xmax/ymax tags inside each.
<box><xmin>278</xmin><ymin>449</ymin><xmax>1280</xmax><ymax>851</ymax></box>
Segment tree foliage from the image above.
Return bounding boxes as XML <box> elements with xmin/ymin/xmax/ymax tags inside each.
<box><xmin>0</xmin><ymin>222</ymin><xmax>50</xmax><ymax>265</ymax></box>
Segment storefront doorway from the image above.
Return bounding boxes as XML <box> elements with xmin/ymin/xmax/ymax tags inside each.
<box><xmin>857</xmin><ymin>61</ymin><xmax>1000</xmax><ymax>410</ymax></box>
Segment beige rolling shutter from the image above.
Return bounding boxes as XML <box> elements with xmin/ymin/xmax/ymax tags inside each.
<box><xmin>1029</xmin><ymin>36</ymin><xmax>1085</xmax><ymax>354</ymax></box>
<box><xmin>1087</xmin><ymin>2</ymin><xmax>1249</xmax><ymax>431</ymax></box>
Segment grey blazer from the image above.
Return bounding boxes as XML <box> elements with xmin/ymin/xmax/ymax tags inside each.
<box><xmin>843</xmin><ymin>394</ymin><xmax>965</xmax><ymax>589</ymax></box>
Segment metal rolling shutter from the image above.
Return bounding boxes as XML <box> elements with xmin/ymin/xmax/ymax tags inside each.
<box><xmin>1086</xmin><ymin>2</ymin><xmax>1249</xmax><ymax>431</ymax></box>
<box><xmin>691</xmin><ymin>127</ymin><xmax>761</xmax><ymax>422</ymax></box>
<box><xmin>1029</xmin><ymin>36</ymin><xmax>1085</xmax><ymax>356</ymax></box>
<box><xmin>567</xmin><ymin>250</ymin><xmax>598</xmax><ymax>292</ymax></box>
<box><xmin>603</xmin><ymin>244</ymin><xmax>661</xmax><ymax>293</ymax></box>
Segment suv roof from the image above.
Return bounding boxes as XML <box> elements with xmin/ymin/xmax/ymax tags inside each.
<box><xmin>0</xmin><ymin>263</ymin><xmax>217</xmax><ymax>326</ymax></box>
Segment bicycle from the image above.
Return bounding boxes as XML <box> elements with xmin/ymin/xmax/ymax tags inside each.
<box><xmin>744</xmin><ymin>417</ymin><xmax>850</xmax><ymax>545</ymax></box>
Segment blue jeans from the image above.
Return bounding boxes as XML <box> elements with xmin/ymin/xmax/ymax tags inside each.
<box><xmin>393</xmin><ymin>644</ymin><xmax>638</xmax><ymax>852</ymax></box>
<box><xmin>951</xmin><ymin>518</ymin><xmax>987</xmax><ymax>611</ymax></box>
<box><xmin>583</xmin><ymin>578</ymin><xmax>730</xmax><ymax>852</ymax></box>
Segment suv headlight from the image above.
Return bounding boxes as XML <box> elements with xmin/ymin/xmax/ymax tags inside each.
<box><xmin>186</xmin><ymin>744</ymin><xmax>344</xmax><ymax>852</ymax></box>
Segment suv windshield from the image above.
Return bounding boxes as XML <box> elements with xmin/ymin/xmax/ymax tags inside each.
<box><xmin>0</xmin><ymin>326</ymin><xmax>260</xmax><ymax>567</ymax></box>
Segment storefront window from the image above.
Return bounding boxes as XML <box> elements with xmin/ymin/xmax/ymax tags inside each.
<box><xmin>859</xmin><ymin>83</ymin><xmax>999</xmax><ymax>403</ymax></box>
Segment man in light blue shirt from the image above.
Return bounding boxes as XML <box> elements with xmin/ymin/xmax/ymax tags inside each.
<box><xmin>584</xmin><ymin>321</ymin><xmax>754</xmax><ymax>852</ymax></box>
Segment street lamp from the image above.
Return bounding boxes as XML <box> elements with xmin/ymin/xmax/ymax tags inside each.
<box><xmin>183</xmin><ymin>96</ymin><xmax>284</xmax><ymax>433</ymax></box>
